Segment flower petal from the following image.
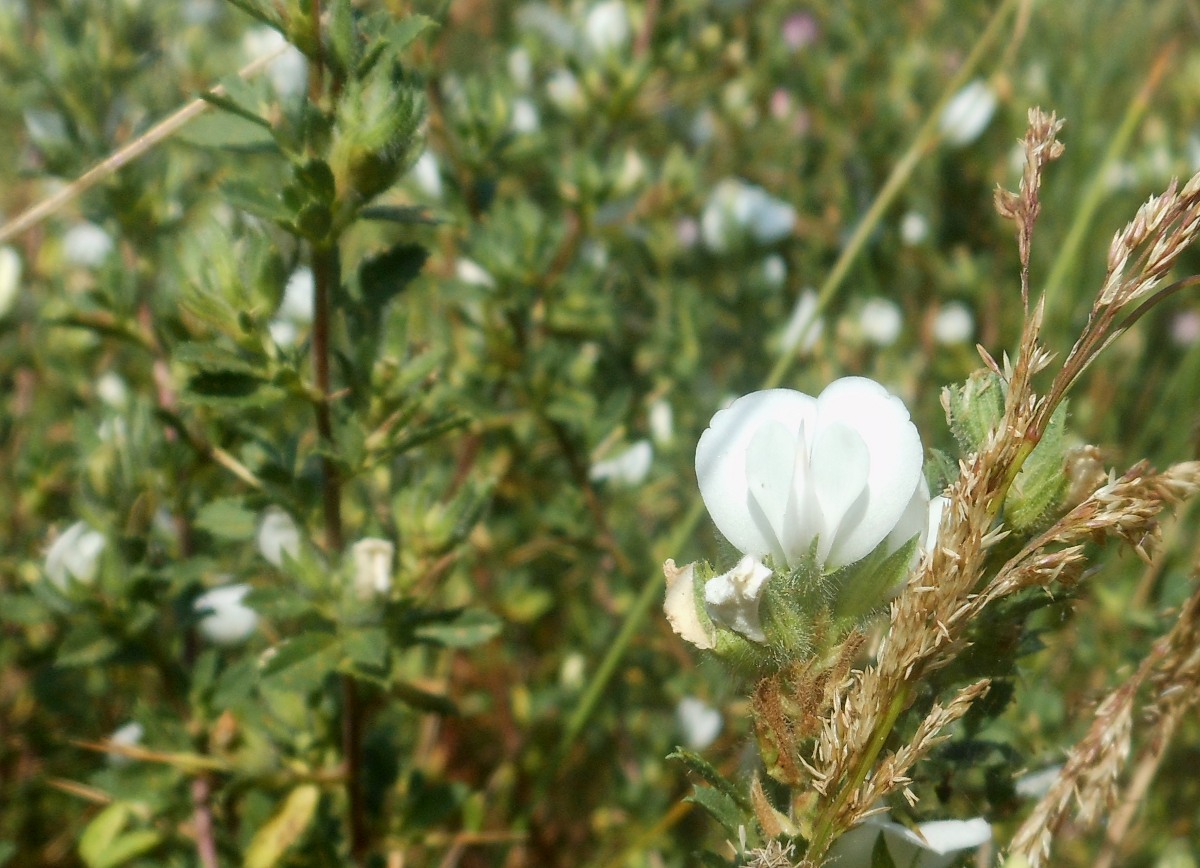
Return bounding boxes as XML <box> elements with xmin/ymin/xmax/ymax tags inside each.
<box><xmin>745</xmin><ymin>421</ymin><xmax>799</xmax><ymax>563</ymax></box>
<box><xmin>704</xmin><ymin>555</ymin><xmax>773</xmax><ymax>642</ymax></box>
<box><xmin>808</xmin><ymin>420</ymin><xmax>871</xmax><ymax>565</ymax></box>
<box><xmin>696</xmin><ymin>389</ymin><xmax>817</xmax><ymax>559</ymax></box>
<box><xmin>663</xmin><ymin>560</ymin><xmax>715</xmax><ymax>649</ymax></box>
<box><xmin>815</xmin><ymin>378</ymin><xmax>924</xmax><ymax>568</ymax></box>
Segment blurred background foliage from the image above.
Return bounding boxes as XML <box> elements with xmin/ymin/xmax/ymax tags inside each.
<box><xmin>2</xmin><ymin>0</ymin><xmax>1200</xmax><ymax>865</ymax></box>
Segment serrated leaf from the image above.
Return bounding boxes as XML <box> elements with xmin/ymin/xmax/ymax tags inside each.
<box><xmin>245</xmin><ymin>784</ymin><xmax>320</xmax><ymax>868</ymax></box>
<box><xmin>194</xmin><ymin>498</ymin><xmax>258</xmax><ymax>541</ymax></box>
<box><xmin>668</xmin><ymin>749</ymin><xmax>752</xmax><ymax>812</ymax></box>
<box><xmin>413</xmin><ymin>608</ymin><xmax>501</xmax><ymax>648</ymax></box>
<box><xmin>684</xmin><ymin>785</ymin><xmax>746</xmax><ymax>839</ymax></box>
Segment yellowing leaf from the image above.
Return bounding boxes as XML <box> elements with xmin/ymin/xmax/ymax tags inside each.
<box><xmin>244</xmin><ymin>784</ymin><xmax>320</xmax><ymax>868</ymax></box>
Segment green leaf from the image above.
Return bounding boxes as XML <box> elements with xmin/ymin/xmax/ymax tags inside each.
<box><xmin>194</xmin><ymin>498</ymin><xmax>258</xmax><ymax>541</ymax></box>
<box><xmin>222</xmin><ymin>180</ymin><xmax>290</xmax><ymax>224</ymax></box>
<box><xmin>56</xmin><ymin>624</ymin><xmax>120</xmax><ymax>668</ymax></box>
<box><xmin>261</xmin><ymin>632</ymin><xmax>337</xmax><ymax>678</ymax></box>
<box><xmin>185</xmin><ymin>371</ymin><xmax>270</xmax><ymax>406</ymax></box>
<box><xmin>359</xmin><ymin>205</ymin><xmax>440</xmax><ymax>225</ymax></box>
<box><xmin>1005</xmin><ymin>401</ymin><xmax>1069</xmax><ymax>532</ymax></box>
<box><xmin>260</xmin><ymin>632</ymin><xmax>341</xmax><ymax>694</ymax></box>
<box><xmin>343</xmin><ymin>627</ymin><xmax>389</xmax><ymax>671</ymax></box>
<box><xmin>684</xmin><ymin>785</ymin><xmax>746</xmax><ymax>839</ymax></box>
<box><xmin>327</xmin><ymin>0</ymin><xmax>356</xmax><ymax>74</ymax></box>
<box><xmin>668</xmin><ymin>749</ymin><xmax>752</xmax><ymax>812</ymax></box>
<box><xmin>79</xmin><ymin>804</ymin><xmax>161</xmax><ymax>868</ymax></box>
<box><xmin>178</xmin><ymin>111</ymin><xmax>276</xmax><ymax>150</ymax></box>
<box><xmin>871</xmin><ymin>832</ymin><xmax>899</xmax><ymax>868</ymax></box>
<box><xmin>413</xmin><ymin>608</ymin><xmax>501</xmax><ymax>648</ymax></box>
<box><xmin>393</xmin><ymin>680</ymin><xmax>459</xmax><ymax>716</ymax></box>
<box><xmin>244</xmin><ymin>784</ymin><xmax>320</xmax><ymax>868</ymax></box>
<box><xmin>0</xmin><ymin>841</ymin><xmax>15</xmax><ymax>867</ymax></box>
<box><xmin>384</xmin><ymin>15</ymin><xmax>436</xmax><ymax>52</ymax></box>
<box><xmin>358</xmin><ymin>243</ymin><xmax>428</xmax><ymax>312</ymax></box>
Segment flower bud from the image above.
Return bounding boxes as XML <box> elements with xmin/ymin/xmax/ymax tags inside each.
<box><xmin>351</xmin><ymin>537</ymin><xmax>394</xmax><ymax>600</ymax></box>
<box><xmin>194</xmin><ymin>583</ymin><xmax>259</xmax><ymax>645</ymax></box>
<box><xmin>44</xmin><ymin>521</ymin><xmax>107</xmax><ymax>590</ymax></box>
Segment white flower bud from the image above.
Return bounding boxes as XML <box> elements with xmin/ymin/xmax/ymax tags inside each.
<box><xmin>351</xmin><ymin>537</ymin><xmax>394</xmax><ymax>600</ymax></box>
<box><xmin>900</xmin><ymin>210</ymin><xmax>929</xmax><ymax>245</ymax></box>
<box><xmin>194</xmin><ymin>583</ymin><xmax>259</xmax><ymax>645</ymax></box>
<box><xmin>582</xmin><ymin>0</ymin><xmax>630</xmax><ymax>57</ymax></box>
<box><xmin>455</xmin><ymin>258</ymin><xmax>497</xmax><ymax>289</ymax></box>
<box><xmin>676</xmin><ymin>697</ymin><xmax>723</xmax><ymax>750</ymax></box>
<box><xmin>45</xmin><ymin>521</ymin><xmax>107</xmax><ymax>589</ymax></box>
<box><xmin>939</xmin><ymin>79</ymin><xmax>998</xmax><ymax>147</ymax></box>
<box><xmin>107</xmin><ymin>721</ymin><xmax>144</xmax><ymax>767</ymax></box>
<box><xmin>0</xmin><ymin>245</ymin><xmax>21</xmax><ymax>318</ymax></box>
<box><xmin>257</xmin><ymin>507</ymin><xmax>301</xmax><ymax>567</ymax></box>
<box><xmin>546</xmin><ymin>68</ymin><xmax>585</xmax><ymax>114</ymax></box>
<box><xmin>933</xmin><ymin>301</ymin><xmax>974</xmax><ymax>345</ymax></box>
<box><xmin>510</xmin><ymin>97</ymin><xmax>541</xmax><ymax>134</ymax></box>
<box><xmin>409</xmin><ymin>151</ymin><xmax>443</xmax><ymax>200</ymax></box>
<box><xmin>63</xmin><ymin>222</ymin><xmax>113</xmax><ymax>267</ymax></box>
<box><xmin>859</xmin><ymin>297</ymin><xmax>903</xmax><ymax>347</ymax></box>
<box><xmin>589</xmin><ymin>439</ymin><xmax>653</xmax><ymax>486</ymax></box>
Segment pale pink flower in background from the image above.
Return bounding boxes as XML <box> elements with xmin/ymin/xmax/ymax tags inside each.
<box><xmin>782</xmin><ymin>12</ymin><xmax>818</xmax><ymax>51</ymax></box>
<box><xmin>1170</xmin><ymin>309</ymin><xmax>1200</xmax><ymax>347</ymax></box>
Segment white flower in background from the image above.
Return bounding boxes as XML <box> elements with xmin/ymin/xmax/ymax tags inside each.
<box><xmin>455</xmin><ymin>258</ymin><xmax>497</xmax><ymax>289</ymax></box>
<box><xmin>649</xmin><ymin>399</ymin><xmax>674</xmax><ymax>446</ymax></box>
<box><xmin>704</xmin><ymin>554</ymin><xmax>773</xmax><ymax>641</ymax></box>
<box><xmin>778</xmin><ymin>289</ymin><xmax>824</xmax><ymax>355</ymax></box>
<box><xmin>1015</xmin><ymin>765</ymin><xmax>1061</xmax><ymax>798</ymax></box>
<box><xmin>95</xmin><ymin>372</ymin><xmax>130</xmax><ymax>408</ymax></box>
<box><xmin>351</xmin><ymin>537</ymin><xmax>394</xmax><ymax>600</ymax></box>
<box><xmin>676</xmin><ymin>697</ymin><xmax>723</xmax><ymax>750</ymax></box>
<box><xmin>695</xmin><ymin>379</ymin><xmax>928</xmax><ymax>571</ymax></box>
<box><xmin>560</xmin><ymin>652</ymin><xmax>586</xmax><ymax>690</ymax></box>
<box><xmin>932</xmin><ymin>301</ymin><xmax>974</xmax><ymax>345</ymax></box>
<box><xmin>1170</xmin><ymin>309</ymin><xmax>1200</xmax><ymax>347</ymax></box>
<box><xmin>762</xmin><ymin>254</ymin><xmax>787</xmax><ymax>288</ymax></box>
<box><xmin>614</xmin><ymin>148</ymin><xmax>647</xmax><ymax>194</ymax></box>
<box><xmin>508</xmin><ymin>48</ymin><xmax>533</xmax><ymax>89</ymax></box>
<box><xmin>827</xmin><ymin>813</ymin><xmax>992</xmax><ymax>868</ymax></box>
<box><xmin>258</xmin><ymin>507</ymin><xmax>301</xmax><ymax>567</ymax></box>
<box><xmin>701</xmin><ymin>178</ymin><xmax>796</xmax><ymax>251</ymax></box>
<box><xmin>409</xmin><ymin>151</ymin><xmax>443</xmax><ymax>200</ymax></box>
<box><xmin>690</xmin><ymin>108</ymin><xmax>717</xmax><ymax>146</ymax></box>
<box><xmin>900</xmin><ymin>210</ymin><xmax>929</xmax><ymax>245</ymax></box>
<box><xmin>515</xmin><ymin>3</ymin><xmax>576</xmax><ymax>50</ymax></box>
<box><xmin>589</xmin><ymin>439</ymin><xmax>653</xmax><ymax>486</ymax></box>
<box><xmin>675</xmin><ymin>217</ymin><xmax>700</xmax><ymax>249</ymax></box>
<box><xmin>107</xmin><ymin>721</ymin><xmax>144</xmax><ymax>766</ymax></box>
<box><xmin>860</xmin><ymin>297</ymin><xmax>903</xmax><ymax>347</ymax></box>
<box><xmin>0</xmin><ymin>245</ymin><xmax>21</xmax><ymax>318</ymax></box>
<box><xmin>510</xmin><ymin>97</ymin><xmax>541</xmax><ymax>134</ymax></box>
<box><xmin>45</xmin><ymin>521</ymin><xmax>107</xmax><ymax>590</ymax></box>
<box><xmin>241</xmin><ymin>26</ymin><xmax>307</xmax><ymax>98</ymax></box>
<box><xmin>269</xmin><ymin>267</ymin><xmax>315</xmax><ymax>346</ymax></box>
<box><xmin>194</xmin><ymin>583</ymin><xmax>259</xmax><ymax>645</ymax></box>
<box><xmin>582</xmin><ymin>0</ymin><xmax>630</xmax><ymax>57</ymax></box>
<box><xmin>546</xmin><ymin>68</ymin><xmax>585</xmax><ymax>114</ymax></box>
<box><xmin>63</xmin><ymin>222</ymin><xmax>113</xmax><ymax>267</ymax></box>
<box><xmin>939</xmin><ymin>78</ymin><xmax>998</xmax><ymax>147</ymax></box>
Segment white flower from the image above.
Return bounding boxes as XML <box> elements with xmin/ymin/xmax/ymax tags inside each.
<box><xmin>546</xmin><ymin>68</ymin><xmax>585</xmax><ymax>114</ymax></box>
<box><xmin>455</xmin><ymin>258</ymin><xmax>497</xmax><ymax>289</ymax></box>
<box><xmin>194</xmin><ymin>583</ymin><xmax>259</xmax><ymax>645</ymax></box>
<box><xmin>582</xmin><ymin>0</ymin><xmax>630</xmax><ymax>57</ymax></box>
<box><xmin>589</xmin><ymin>439</ymin><xmax>653</xmax><ymax>486</ymax></box>
<box><xmin>701</xmin><ymin>179</ymin><xmax>796</xmax><ymax>251</ymax></box>
<box><xmin>649</xmin><ymin>399</ymin><xmax>674</xmax><ymax>446</ymax></box>
<box><xmin>107</xmin><ymin>721</ymin><xmax>144</xmax><ymax>767</ymax></box>
<box><xmin>45</xmin><ymin>521</ymin><xmax>107</xmax><ymax>589</ymax></box>
<box><xmin>242</xmin><ymin>26</ymin><xmax>308</xmax><ymax>98</ymax></box>
<box><xmin>695</xmin><ymin>379</ymin><xmax>928</xmax><ymax>571</ymax></box>
<box><xmin>762</xmin><ymin>254</ymin><xmax>787</xmax><ymax>288</ymax></box>
<box><xmin>258</xmin><ymin>507</ymin><xmax>301</xmax><ymax>567</ymax></box>
<box><xmin>511</xmin><ymin>97</ymin><xmax>541</xmax><ymax>134</ymax></box>
<box><xmin>1015</xmin><ymin>765</ymin><xmax>1061</xmax><ymax>798</ymax></box>
<box><xmin>900</xmin><ymin>210</ymin><xmax>929</xmax><ymax>245</ymax></box>
<box><xmin>859</xmin><ymin>297</ymin><xmax>903</xmax><ymax>347</ymax></box>
<box><xmin>269</xmin><ymin>267</ymin><xmax>315</xmax><ymax>346</ymax></box>
<box><xmin>63</xmin><ymin>222</ymin><xmax>113</xmax><ymax>267</ymax></box>
<box><xmin>351</xmin><ymin>537</ymin><xmax>394</xmax><ymax>600</ymax></box>
<box><xmin>939</xmin><ymin>79</ymin><xmax>998</xmax><ymax>147</ymax></box>
<box><xmin>704</xmin><ymin>554</ymin><xmax>773</xmax><ymax>641</ymax></box>
<box><xmin>0</xmin><ymin>245</ymin><xmax>21</xmax><ymax>318</ymax></box>
<box><xmin>95</xmin><ymin>372</ymin><xmax>129</xmax><ymax>408</ymax></box>
<box><xmin>508</xmin><ymin>48</ymin><xmax>533</xmax><ymax>90</ymax></box>
<box><xmin>827</xmin><ymin>813</ymin><xmax>992</xmax><ymax>868</ymax></box>
<box><xmin>933</xmin><ymin>301</ymin><xmax>974</xmax><ymax>345</ymax></box>
<box><xmin>409</xmin><ymin>151</ymin><xmax>443</xmax><ymax>200</ymax></box>
<box><xmin>777</xmin><ymin>289</ymin><xmax>824</xmax><ymax>355</ymax></box>
<box><xmin>676</xmin><ymin>697</ymin><xmax>723</xmax><ymax>750</ymax></box>
<box><xmin>1170</xmin><ymin>309</ymin><xmax>1200</xmax><ymax>347</ymax></box>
